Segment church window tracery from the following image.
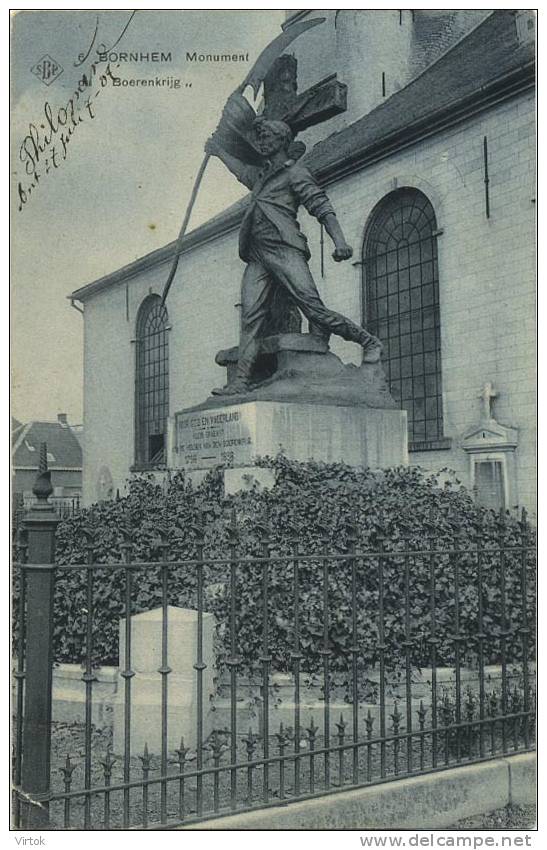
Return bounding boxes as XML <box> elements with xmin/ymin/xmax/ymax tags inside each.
<box><xmin>363</xmin><ymin>189</ymin><xmax>444</xmax><ymax>447</ymax></box>
<box><xmin>135</xmin><ymin>295</ymin><xmax>169</xmax><ymax>466</ymax></box>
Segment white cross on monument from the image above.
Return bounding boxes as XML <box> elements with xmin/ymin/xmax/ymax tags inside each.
<box><xmin>479</xmin><ymin>381</ymin><xmax>498</xmax><ymax>420</ymax></box>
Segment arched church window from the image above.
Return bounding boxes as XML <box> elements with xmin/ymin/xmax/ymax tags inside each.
<box><xmin>135</xmin><ymin>295</ymin><xmax>169</xmax><ymax>465</ymax></box>
<box><xmin>363</xmin><ymin>189</ymin><xmax>444</xmax><ymax>447</ymax></box>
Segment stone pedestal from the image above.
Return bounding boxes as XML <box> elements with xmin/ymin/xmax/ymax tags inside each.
<box><xmin>112</xmin><ymin>606</ymin><xmax>216</xmax><ymax>755</ymax></box>
<box><xmin>170</xmin><ymin>400</ymin><xmax>407</xmax><ymax>473</ymax></box>
<box><xmin>168</xmin><ymin>333</ymin><xmax>408</xmax><ymax>485</ymax></box>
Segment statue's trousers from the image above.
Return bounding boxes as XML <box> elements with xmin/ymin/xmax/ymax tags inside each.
<box><xmin>236</xmin><ymin>243</ymin><xmax>375</xmax><ymax>380</ymax></box>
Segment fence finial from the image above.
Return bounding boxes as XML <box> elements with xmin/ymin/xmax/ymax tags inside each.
<box><xmin>32</xmin><ymin>442</ymin><xmax>53</xmax><ymax>504</ymax></box>
<box><xmin>39</xmin><ymin>442</ymin><xmax>47</xmax><ymax>473</ymax></box>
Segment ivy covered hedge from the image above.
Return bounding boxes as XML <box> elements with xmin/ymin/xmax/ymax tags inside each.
<box><xmin>51</xmin><ymin>459</ymin><xmax>535</xmax><ymax>677</ymax></box>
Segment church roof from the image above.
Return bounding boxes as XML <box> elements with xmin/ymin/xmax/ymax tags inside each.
<box><xmin>311</xmin><ymin>9</ymin><xmax>534</xmax><ymax>181</ymax></box>
<box><xmin>71</xmin><ymin>9</ymin><xmax>535</xmax><ymax>303</ymax></box>
<box><xmin>12</xmin><ymin>420</ymin><xmax>83</xmax><ymax>470</ymax></box>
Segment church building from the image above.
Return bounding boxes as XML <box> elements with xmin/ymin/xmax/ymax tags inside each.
<box><xmin>71</xmin><ymin>10</ymin><xmax>536</xmax><ymax>513</ymax></box>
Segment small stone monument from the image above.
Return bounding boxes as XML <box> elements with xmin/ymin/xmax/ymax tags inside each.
<box><xmin>112</xmin><ymin>605</ymin><xmax>216</xmax><ymax>754</ymax></box>
<box><xmin>461</xmin><ymin>382</ymin><xmax>519</xmax><ymax>510</ymax></box>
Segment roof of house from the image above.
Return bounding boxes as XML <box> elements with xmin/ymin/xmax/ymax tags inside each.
<box><xmin>13</xmin><ymin>420</ymin><xmax>83</xmax><ymax>470</ymax></box>
<box><xmin>71</xmin><ymin>9</ymin><xmax>534</xmax><ymax>303</ymax></box>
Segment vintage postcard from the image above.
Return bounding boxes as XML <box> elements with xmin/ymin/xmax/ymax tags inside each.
<box><xmin>11</xmin><ymin>8</ymin><xmax>536</xmax><ymax>835</ymax></box>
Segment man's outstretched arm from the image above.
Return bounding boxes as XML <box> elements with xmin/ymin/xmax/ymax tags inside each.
<box><xmin>291</xmin><ymin>165</ymin><xmax>353</xmax><ymax>262</ymax></box>
<box><xmin>321</xmin><ymin>212</ymin><xmax>353</xmax><ymax>262</ymax></box>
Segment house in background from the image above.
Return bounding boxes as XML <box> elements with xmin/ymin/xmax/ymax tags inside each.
<box><xmin>12</xmin><ymin>413</ymin><xmax>83</xmax><ymax>509</ymax></box>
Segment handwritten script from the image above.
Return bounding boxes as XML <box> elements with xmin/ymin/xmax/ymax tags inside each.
<box><xmin>17</xmin><ymin>62</ymin><xmax>118</xmax><ymax>211</ymax></box>
<box><xmin>75</xmin><ymin>10</ymin><xmax>136</xmax><ymax>67</ymax></box>
<box><xmin>16</xmin><ymin>12</ymin><xmax>136</xmax><ymax>211</ymax></box>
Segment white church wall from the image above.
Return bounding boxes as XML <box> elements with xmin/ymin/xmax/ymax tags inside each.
<box><xmin>82</xmin><ymin>90</ymin><xmax>535</xmax><ymax>512</ymax></box>
<box><xmin>296</xmin><ymin>90</ymin><xmax>535</xmax><ymax>511</ymax></box>
<box><xmin>82</xmin><ymin>228</ymin><xmax>244</xmax><ymax>504</ymax></box>
<box><xmin>83</xmin><ymin>284</ymin><xmax>135</xmax><ymax>504</ymax></box>
<box><xmin>167</xmin><ymin>228</ymin><xmax>245</xmax><ymax>408</ymax></box>
<box><xmin>335</xmin><ymin>10</ymin><xmax>414</xmax><ymax>124</ymax></box>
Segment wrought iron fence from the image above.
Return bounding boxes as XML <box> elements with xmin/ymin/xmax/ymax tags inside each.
<box><xmin>12</xmin><ymin>451</ymin><xmax>536</xmax><ymax>830</ymax></box>
<box><xmin>12</xmin><ymin>494</ymin><xmax>80</xmax><ymax>537</ymax></box>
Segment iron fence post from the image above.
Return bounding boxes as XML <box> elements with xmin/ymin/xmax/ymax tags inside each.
<box><xmin>20</xmin><ymin>444</ymin><xmax>59</xmax><ymax>829</ymax></box>
<box><xmin>13</xmin><ymin>527</ymin><xmax>28</xmax><ymax>828</ymax></box>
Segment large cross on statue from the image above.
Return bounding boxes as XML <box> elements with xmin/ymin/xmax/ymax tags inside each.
<box><xmin>262</xmin><ymin>54</ymin><xmax>347</xmax><ymax>133</ymax></box>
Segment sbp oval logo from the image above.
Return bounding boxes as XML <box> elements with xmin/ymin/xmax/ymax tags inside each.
<box><xmin>31</xmin><ymin>54</ymin><xmax>64</xmax><ymax>86</ymax></box>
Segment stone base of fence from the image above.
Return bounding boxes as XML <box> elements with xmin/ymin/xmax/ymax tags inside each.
<box><xmin>180</xmin><ymin>752</ymin><xmax>536</xmax><ymax>830</ymax></box>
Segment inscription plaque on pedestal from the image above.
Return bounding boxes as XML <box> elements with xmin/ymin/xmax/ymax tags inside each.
<box><xmin>170</xmin><ymin>400</ymin><xmax>408</xmax><ymax>472</ymax></box>
<box><xmin>173</xmin><ymin>405</ymin><xmax>256</xmax><ymax>470</ymax></box>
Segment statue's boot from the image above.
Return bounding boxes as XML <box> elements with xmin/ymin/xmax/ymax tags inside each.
<box><xmin>211</xmin><ymin>378</ymin><xmax>250</xmax><ymax>396</ymax></box>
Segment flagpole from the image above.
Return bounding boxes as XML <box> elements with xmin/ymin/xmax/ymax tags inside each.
<box><xmin>160</xmin><ymin>153</ymin><xmax>210</xmax><ymax>308</ymax></box>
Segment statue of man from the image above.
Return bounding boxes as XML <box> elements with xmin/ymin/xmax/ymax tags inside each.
<box><xmin>205</xmin><ymin>113</ymin><xmax>382</xmax><ymax>395</ymax></box>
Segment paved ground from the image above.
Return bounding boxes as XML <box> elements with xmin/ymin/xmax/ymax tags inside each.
<box><xmin>448</xmin><ymin>804</ymin><xmax>536</xmax><ymax>830</ymax></box>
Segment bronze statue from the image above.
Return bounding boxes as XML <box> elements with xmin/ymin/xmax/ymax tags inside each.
<box><xmin>206</xmin><ymin>98</ymin><xmax>382</xmax><ymax>396</ymax></box>
<box><xmin>161</xmin><ymin>18</ymin><xmax>382</xmax><ymax>397</ymax></box>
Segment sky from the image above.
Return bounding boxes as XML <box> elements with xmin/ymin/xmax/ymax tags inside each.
<box><xmin>11</xmin><ymin>9</ymin><xmax>284</xmax><ymax>424</ymax></box>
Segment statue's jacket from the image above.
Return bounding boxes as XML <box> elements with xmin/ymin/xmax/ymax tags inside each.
<box><xmin>232</xmin><ymin>158</ymin><xmax>335</xmax><ymax>263</ymax></box>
